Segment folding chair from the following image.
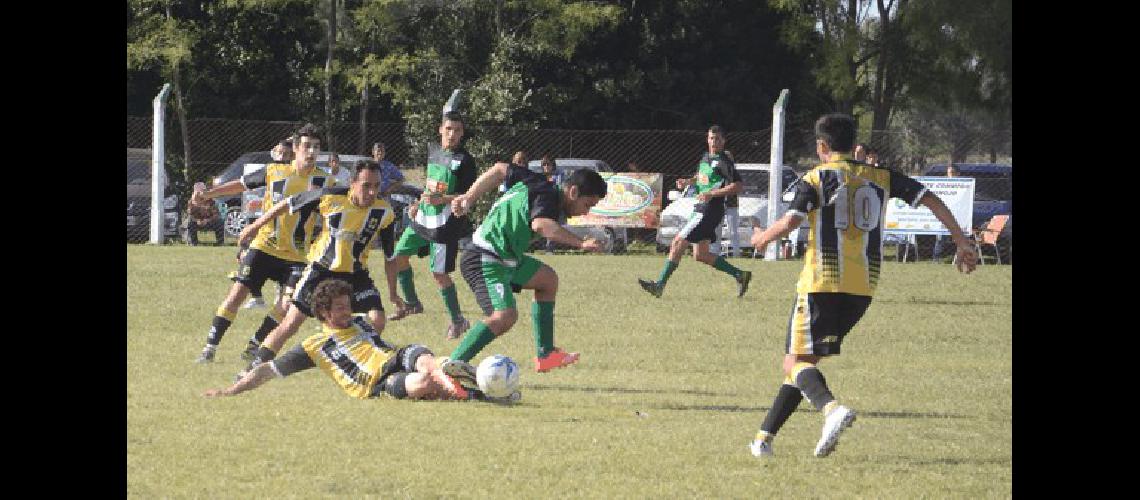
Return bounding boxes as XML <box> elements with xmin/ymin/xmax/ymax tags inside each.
<box><xmin>973</xmin><ymin>214</ymin><xmax>1009</xmax><ymax>265</ymax></box>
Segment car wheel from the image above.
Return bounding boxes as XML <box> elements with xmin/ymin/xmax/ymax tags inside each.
<box><xmin>224</xmin><ymin>208</ymin><xmax>246</xmax><ymax>238</ymax></box>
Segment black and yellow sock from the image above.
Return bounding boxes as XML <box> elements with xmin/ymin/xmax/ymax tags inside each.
<box><xmin>254</xmin><ymin>346</ymin><xmax>277</xmax><ymax>363</ymax></box>
<box><xmin>251</xmin><ymin>308</ymin><xmax>284</xmax><ymax>344</ymax></box>
<box><xmin>759</xmin><ymin>383</ymin><xmax>804</xmax><ymax>437</ymax></box>
<box><xmin>207</xmin><ymin>307</ymin><xmax>237</xmax><ymax>346</ymax></box>
<box><xmin>397</xmin><ymin>268</ymin><xmax>420</xmax><ymax>306</ymax></box>
<box><xmin>792</xmin><ymin>362</ymin><xmax>836</xmax><ymax>412</ymax></box>
<box><xmin>712</xmin><ymin>255</ymin><xmax>742</xmax><ymax>278</ymax></box>
<box><xmin>440</xmin><ymin>285</ymin><xmax>462</xmax><ymax>322</ymax></box>
<box><xmin>657</xmin><ymin>259</ymin><xmax>679</xmax><ymax>287</ymax></box>
<box><xmin>449</xmin><ymin>320</ymin><xmax>496</xmax><ymax>362</ymax></box>
<box><xmin>532</xmin><ymin>301</ymin><xmax>555</xmax><ymax>358</ymax></box>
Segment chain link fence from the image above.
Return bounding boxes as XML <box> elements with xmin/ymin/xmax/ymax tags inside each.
<box><xmin>127</xmin><ymin>116</ymin><xmax>1010</xmax><ymax>264</ymax></box>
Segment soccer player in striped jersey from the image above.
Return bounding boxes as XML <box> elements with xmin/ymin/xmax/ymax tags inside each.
<box><xmin>638</xmin><ymin>125</ymin><xmax>753</xmax><ymax>299</ymax></box>
<box><xmin>440</xmin><ymin>162</ymin><xmax>606</xmax><ymax>374</ymax></box>
<box><xmin>240</xmin><ymin>160</ymin><xmax>401</xmax><ymax>372</ymax></box>
<box><xmin>745</xmin><ymin>113</ymin><xmax>978</xmax><ymax>459</ymax></box>
<box><xmin>191</xmin><ymin>125</ymin><xmax>335</xmax><ymax>363</ymax></box>
<box><xmin>203</xmin><ymin>279</ymin><xmax>474</xmax><ymax>401</ymax></box>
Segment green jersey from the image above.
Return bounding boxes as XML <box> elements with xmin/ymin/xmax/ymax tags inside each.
<box><xmin>470</xmin><ymin>165</ymin><xmax>562</xmax><ymax>265</ymax></box>
<box><xmin>410</xmin><ymin>147</ymin><xmax>478</xmax><ymax>242</ymax></box>
<box><xmin>694</xmin><ymin>151</ymin><xmax>741</xmax><ymax>211</ymax></box>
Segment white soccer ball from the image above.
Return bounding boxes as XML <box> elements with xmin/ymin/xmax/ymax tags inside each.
<box><xmin>476</xmin><ymin>355</ymin><xmax>520</xmax><ymax>398</ymax></box>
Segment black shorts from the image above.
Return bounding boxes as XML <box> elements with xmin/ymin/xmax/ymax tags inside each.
<box><xmin>232</xmin><ymin>248</ymin><xmax>305</xmax><ymax>293</ymax></box>
<box><xmin>785</xmin><ymin>292</ymin><xmax>872</xmax><ymax>356</ymax></box>
<box><xmin>290</xmin><ymin>264</ymin><xmax>383</xmax><ymax>317</ymax></box>
<box><xmin>369</xmin><ymin>344</ymin><xmax>433</xmax><ymax>399</ymax></box>
<box><xmin>678</xmin><ymin>201</ymin><xmax>725</xmax><ymax>244</ymax></box>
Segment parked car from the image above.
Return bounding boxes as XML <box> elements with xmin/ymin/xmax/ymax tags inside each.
<box><xmin>127</xmin><ymin>148</ymin><xmax>182</xmax><ymax>243</ymax></box>
<box><xmin>923</xmin><ymin>163</ymin><xmax>1012</xmax><ymax>262</ymax></box>
<box><xmin>523</xmin><ymin>158</ymin><xmax>628</xmax><ymax>253</ymax></box>
<box><xmin>656</xmin><ymin>163</ymin><xmax>808</xmax><ymax>256</ymax></box>
<box><xmin>212</xmin><ymin>151</ymin><xmax>274</xmax><ymax>238</ymax></box>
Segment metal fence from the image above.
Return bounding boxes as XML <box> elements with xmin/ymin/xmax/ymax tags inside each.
<box><xmin>126</xmin><ymin>116</ymin><xmax>1010</xmax><ymax>264</ymax></box>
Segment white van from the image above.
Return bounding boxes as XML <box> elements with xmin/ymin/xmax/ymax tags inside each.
<box><xmin>656</xmin><ymin>163</ymin><xmax>808</xmax><ymax>257</ymax></box>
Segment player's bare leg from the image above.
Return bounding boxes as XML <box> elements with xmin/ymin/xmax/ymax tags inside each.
<box><xmin>196</xmin><ymin>282</ymin><xmax>252</xmax><ymax>363</ymax></box>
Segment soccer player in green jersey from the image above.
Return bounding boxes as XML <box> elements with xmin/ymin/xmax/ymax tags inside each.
<box><xmin>638</xmin><ymin>125</ymin><xmax>753</xmax><ymax>299</ymax></box>
<box><xmin>439</xmin><ymin>162</ymin><xmax>607</xmax><ymax>373</ymax></box>
<box><xmin>387</xmin><ymin>112</ymin><xmax>478</xmax><ymax>341</ymax></box>
<box><xmin>745</xmin><ymin>114</ymin><xmax>978</xmax><ymax>459</ymax></box>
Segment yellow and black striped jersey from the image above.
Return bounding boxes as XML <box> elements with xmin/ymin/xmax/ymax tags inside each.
<box><xmin>242</xmin><ymin>163</ymin><xmax>336</xmax><ymax>262</ymax></box>
<box><xmin>274</xmin><ymin>316</ymin><xmax>398</xmax><ymax>399</ymax></box>
<box><xmin>288</xmin><ymin>187</ymin><xmax>396</xmax><ymax>273</ymax></box>
<box><xmin>786</xmin><ymin>154</ymin><xmax>927</xmax><ymax>296</ymax></box>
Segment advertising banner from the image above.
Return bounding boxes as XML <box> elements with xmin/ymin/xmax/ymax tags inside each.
<box><xmin>884</xmin><ymin>176</ymin><xmax>974</xmax><ymax>235</ymax></box>
<box><xmin>567</xmin><ymin>172</ymin><xmax>663</xmax><ymax>228</ymax></box>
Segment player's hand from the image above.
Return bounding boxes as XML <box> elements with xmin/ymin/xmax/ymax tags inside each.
<box><xmin>238</xmin><ymin>225</ymin><xmax>258</xmax><ymax>247</ymax></box>
<box><xmin>202</xmin><ymin>388</ymin><xmax>225</xmax><ymax>398</ymax></box>
<box><xmin>750</xmin><ymin>227</ymin><xmax>768</xmax><ymax>253</ymax></box>
<box><xmin>580</xmin><ymin>238</ymin><xmax>603</xmax><ymax>253</ymax></box>
<box><xmin>697</xmin><ymin>193</ymin><xmax>712</xmax><ymax>203</ymax></box>
<box><xmin>953</xmin><ymin>243</ymin><xmax>978</xmax><ymax>274</ymax></box>
<box><xmin>451</xmin><ymin>194</ymin><xmax>472</xmax><ymax>216</ymax></box>
<box><xmin>421</xmin><ymin>191</ymin><xmax>443</xmax><ymax>206</ymax></box>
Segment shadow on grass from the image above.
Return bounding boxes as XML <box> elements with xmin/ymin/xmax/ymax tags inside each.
<box><xmin>887</xmin><ymin>456</ymin><xmax>1010</xmax><ymax>467</ymax></box>
<box><xmin>643</xmin><ymin>402</ymin><xmax>971</xmax><ymax>419</ymax></box>
<box><xmin>878</xmin><ymin>297</ymin><xmax>1008</xmax><ymax>306</ymax></box>
<box><xmin>527</xmin><ymin>383</ymin><xmax>723</xmax><ymax>397</ymax></box>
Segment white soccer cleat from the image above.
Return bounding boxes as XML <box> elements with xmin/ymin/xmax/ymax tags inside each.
<box><xmin>749</xmin><ymin>439</ymin><xmax>774</xmax><ymax>458</ymax></box>
<box><xmin>243</xmin><ymin>297</ymin><xmax>266</xmax><ymax>309</ymax></box>
<box><xmin>814</xmin><ymin>405</ymin><xmax>856</xmax><ymax>457</ymax></box>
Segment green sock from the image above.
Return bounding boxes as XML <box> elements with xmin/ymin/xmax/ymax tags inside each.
<box><xmin>440</xmin><ymin>285</ymin><xmax>462</xmax><ymax>322</ymax></box>
<box><xmin>397</xmin><ymin>268</ymin><xmax>420</xmax><ymax>305</ymax></box>
<box><xmin>532</xmin><ymin>301</ymin><xmax>555</xmax><ymax>358</ymax></box>
<box><xmin>657</xmin><ymin>259</ymin><xmax>679</xmax><ymax>287</ymax></box>
<box><xmin>712</xmin><ymin>255</ymin><xmax>742</xmax><ymax>278</ymax></box>
<box><xmin>450</xmin><ymin>320</ymin><xmax>496</xmax><ymax>362</ymax></box>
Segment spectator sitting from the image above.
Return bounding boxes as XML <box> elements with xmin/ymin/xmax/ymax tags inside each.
<box><xmin>184</xmin><ymin>182</ymin><xmax>225</xmax><ymax>246</ymax></box>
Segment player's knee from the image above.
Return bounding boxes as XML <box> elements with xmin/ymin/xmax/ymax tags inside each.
<box><xmin>402</xmin><ymin>373</ymin><xmax>435</xmax><ymax>399</ymax></box>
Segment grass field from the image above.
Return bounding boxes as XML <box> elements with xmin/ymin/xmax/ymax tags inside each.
<box><xmin>127</xmin><ymin>245</ymin><xmax>1012</xmax><ymax>498</ymax></box>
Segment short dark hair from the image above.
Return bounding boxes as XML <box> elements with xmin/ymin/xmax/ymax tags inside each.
<box><xmin>815</xmin><ymin>113</ymin><xmax>856</xmax><ymax>153</ymax></box>
<box><xmin>372</xmin><ymin>142</ymin><xmax>385</xmax><ymax>150</ymax></box>
<box><xmin>310</xmin><ymin>279</ymin><xmax>353</xmax><ymax>322</ymax></box>
<box><xmin>541</xmin><ymin>154</ymin><xmax>554</xmax><ymax>167</ymax></box>
<box><xmin>278</xmin><ymin>139</ymin><xmax>292</xmax><ymax>149</ymax></box>
<box><xmin>441</xmin><ymin>111</ymin><xmax>464</xmax><ymax>125</ymax></box>
<box><xmin>293</xmin><ymin>123</ymin><xmax>322</xmax><ymax>144</ymax></box>
<box><xmin>708</xmin><ymin>125</ymin><xmax>725</xmax><ymax>135</ymax></box>
<box><xmin>351</xmin><ymin>159</ymin><xmax>382</xmax><ymax>180</ymax></box>
<box><xmin>565</xmin><ymin>169</ymin><xmax>608</xmax><ymax>198</ymax></box>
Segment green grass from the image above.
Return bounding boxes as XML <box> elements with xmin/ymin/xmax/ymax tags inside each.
<box><xmin>128</xmin><ymin>245</ymin><xmax>1012</xmax><ymax>498</ymax></box>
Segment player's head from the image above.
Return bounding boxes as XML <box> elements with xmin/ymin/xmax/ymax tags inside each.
<box><xmin>707</xmin><ymin>125</ymin><xmax>726</xmax><ymax>154</ymax></box>
<box><xmin>814</xmin><ymin>113</ymin><xmax>856</xmax><ymax>155</ymax></box>
<box><xmin>512</xmin><ymin>150</ymin><xmax>528</xmax><ymax>167</ymax></box>
<box><xmin>292</xmin><ymin>123</ymin><xmax>322</xmax><ymax>168</ymax></box>
<box><xmin>350</xmin><ymin>160</ymin><xmax>383</xmax><ymax>206</ymax></box>
<box><xmin>310</xmin><ymin>279</ymin><xmax>354</xmax><ymax>328</ymax></box>
<box><xmin>562</xmin><ymin>169</ymin><xmax>608</xmax><ymax>217</ymax></box>
<box><xmin>865</xmin><ymin>147</ymin><xmax>879</xmax><ymax>166</ymax></box>
<box><xmin>440</xmin><ymin>112</ymin><xmax>465</xmax><ymax>150</ymax></box>
<box><xmin>372</xmin><ymin>142</ymin><xmax>385</xmax><ymax>161</ymax></box>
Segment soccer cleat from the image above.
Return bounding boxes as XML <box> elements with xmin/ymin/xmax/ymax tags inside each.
<box><xmin>749</xmin><ymin>439</ymin><xmax>774</xmax><ymax>458</ymax></box>
<box><xmin>240</xmin><ymin>342</ymin><xmax>260</xmax><ymax>361</ymax></box>
<box><xmin>736</xmin><ymin>270</ymin><xmax>753</xmax><ymax>298</ymax></box>
<box><xmin>814</xmin><ymin>405</ymin><xmax>857</xmax><ymax>457</ymax></box>
<box><xmin>446</xmin><ymin>317</ymin><xmax>470</xmax><ymax>340</ymax></box>
<box><xmin>243</xmin><ymin>297</ymin><xmax>266</xmax><ymax>309</ymax></box>
<box><xmin>386</xmin><ymin>302</ymin><xmax>424</xmax><ymax>321</ymax></box>
<box><xmin>637</xmin><ymin>278</ymin><xmax>663</xmax><ymax>298</ymax></box>
<box><xmin>434</xmin><ymin>371</ymin><xmax>469</xmax><ymax>400</ymax></box>
<box><xmin>535</xmin><ymin>348</ymin><xmax>580</xmax><ymax>373</ymax></box>
<box><xmin>195</xmin><ymin>346</ymin><xmax>216</xmax><ymax>364</ymax></box>
<box><xmin>440</xmin><ymin>358</ymin><xmax>479</xmax><ymax>387</ymax></box>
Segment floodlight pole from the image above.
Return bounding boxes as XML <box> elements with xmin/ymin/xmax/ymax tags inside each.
<box><xmin>151</xmin><ymin>83</ymin><xmax>172</xmax><ymax>244</ymax></box>
<box><xmin>765</xmin><ymin>89</ymin><xmax>789</xmax><ymax>261</ymax></box>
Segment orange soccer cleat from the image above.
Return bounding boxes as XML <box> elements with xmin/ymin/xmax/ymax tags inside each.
<box><xmin>534</xmin><ymin>348</ymin><xmax>580</xmax><ymax>373</ymax></box>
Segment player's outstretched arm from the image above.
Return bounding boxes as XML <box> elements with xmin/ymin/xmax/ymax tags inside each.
<box><xmin>917</xmin><ymin>192</ymin><xmax>978</xmax><ymax>273</ymax></box>
<box><xmin>237</xmin><ymin>200</ymin><xmax>292</xmax><ymax>247</ymax></box>
<box><xmin>203</xmin><ymin>363</ymin><xmax>276</xmax><ymax>397</ymax></box>
<box><xmin>194</xmin><ymin>179</ymin><xmax>246</xmax><ymax>205</ymax></box>
<box><xmin>750</xmin><ymin>213</ymin><xmax>804</xmax><ymax>253</ymax></box>
<box><xmin>451</xmin><ymin>162</ymin><xmax>511</xmax><ymax>216</ymax></box>
<box><xmin>532</xmin><ymin>217</ymin><xmax>602</xmax><ymax>252</ymax></box>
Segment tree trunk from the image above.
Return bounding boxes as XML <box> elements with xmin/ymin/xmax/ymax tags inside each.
<box><xmin>359</xmin><ymin>80</ymin><xmax>368</xmax><ymax>156</ymax></box>
<box><xmin>325</xmin><ymin>0</ymin><xmax>336</xmax><ymax>150</ymax></box>
<box><xmin>167</xmin><ymin>2</ymin><xmax>190</xmax><ymax>178</ymax></box>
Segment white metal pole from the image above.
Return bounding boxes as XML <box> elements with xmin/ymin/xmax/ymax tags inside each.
<box><xmin>765</xmin><ymin>89</ymin><xmax>789</xmax><ymax>261</ymax></box>
<box><xmin>150</xmin><ymin>83</ymin><xmax>172</xmax><ymax>244</ymax></box>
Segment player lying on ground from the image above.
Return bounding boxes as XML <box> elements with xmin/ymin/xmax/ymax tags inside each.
<box><xmin>443</xmin><ymin>162</ymin><xmax>607</xmax><ymax>372</ymax></box>
<box><xmin>203</xmin><ymin>279</ymin><xmax>477</xmax><ymax>401</ymax></box>
<box><xmin>745</xmin><ymin>113</ymin><xmax>979</xmax><ymax>459</ymax></box>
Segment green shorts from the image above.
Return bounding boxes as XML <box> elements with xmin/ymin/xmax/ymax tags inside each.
<box><xmin>459</xmin><ymin>249</ymin><xmax>543</xmax><ymax>315</ymax></box>
<box><xmin>393</xmin><ymin>226</ymin><xmax>459</xmax><ymax>274</ymax></box>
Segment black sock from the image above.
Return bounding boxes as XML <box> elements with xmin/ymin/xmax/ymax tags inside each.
<box><xmin>795</xmin><ymin>367</ymin><xmax>836</xmax><ymax>412</ymax></box>
<box><xmin>252</xmin><ymin>315</ymin><xmax>280</xmax><ymax>344</ymax></box>
<box><xmin>255</xmin><ymin>347</ymin><xmax>277</xmax><ymax>363</ymax></box>
<box><xmin>207</xmin><ymin>316</ymin><xmax>232</xmax><ymax>346</ymax></box>
<box><xmin>760</xmin><ymin>384</ymin><xmax>804</xmax><ymax>435</ymax></box>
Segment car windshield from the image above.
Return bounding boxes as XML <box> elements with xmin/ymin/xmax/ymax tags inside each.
<box><xmin>737</xmin><ymin>170</ymin><xmax>798</xmax><ymax>197</ymax></box>
<box><xmin>972</xmin><ymin>176</ymin><xmax>1012</xmax><ymax>201</ymax></box>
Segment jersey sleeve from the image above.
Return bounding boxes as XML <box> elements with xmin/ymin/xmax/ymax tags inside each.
<box><xmin>530</xmin><ymin>185</ymin><xmax>562</xmax><ymax>223</ymax></box>
<box><xmin>786</xmin><ymin>172</ymin><xmax>820</xmax><ymax>217</ymax></box>
<box><xmin>501</xmin><ymin>163</ymin><xmax>532</xmax><ymax>190</ymax></box>
<box><xmin>456</xmin><ymin>155</ymin><xmax>477</xmax><ymax>194</ymax></box>
<box><xmin>888</xmin><ymin>170</ymin><xmax>927</xmax><ymax>208</ymax></box>
<box><xmin>718</xmin><ymin>156</ymin><xmax>742</xmax><ymax>185</ymax></box>
<box><xmin>240</xmin><ymin>168</ymin><xmax>268</xmax><ymax>190</ymax></box>
<box><xmin>269</xmin><ymin>345</ymin><xmax>315</xmax><ymax>378</ymax></box>
<box><xmin>287</xmin><ymin>187</ymin><xmax>330</xmax><ymax>215</ymax></box>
